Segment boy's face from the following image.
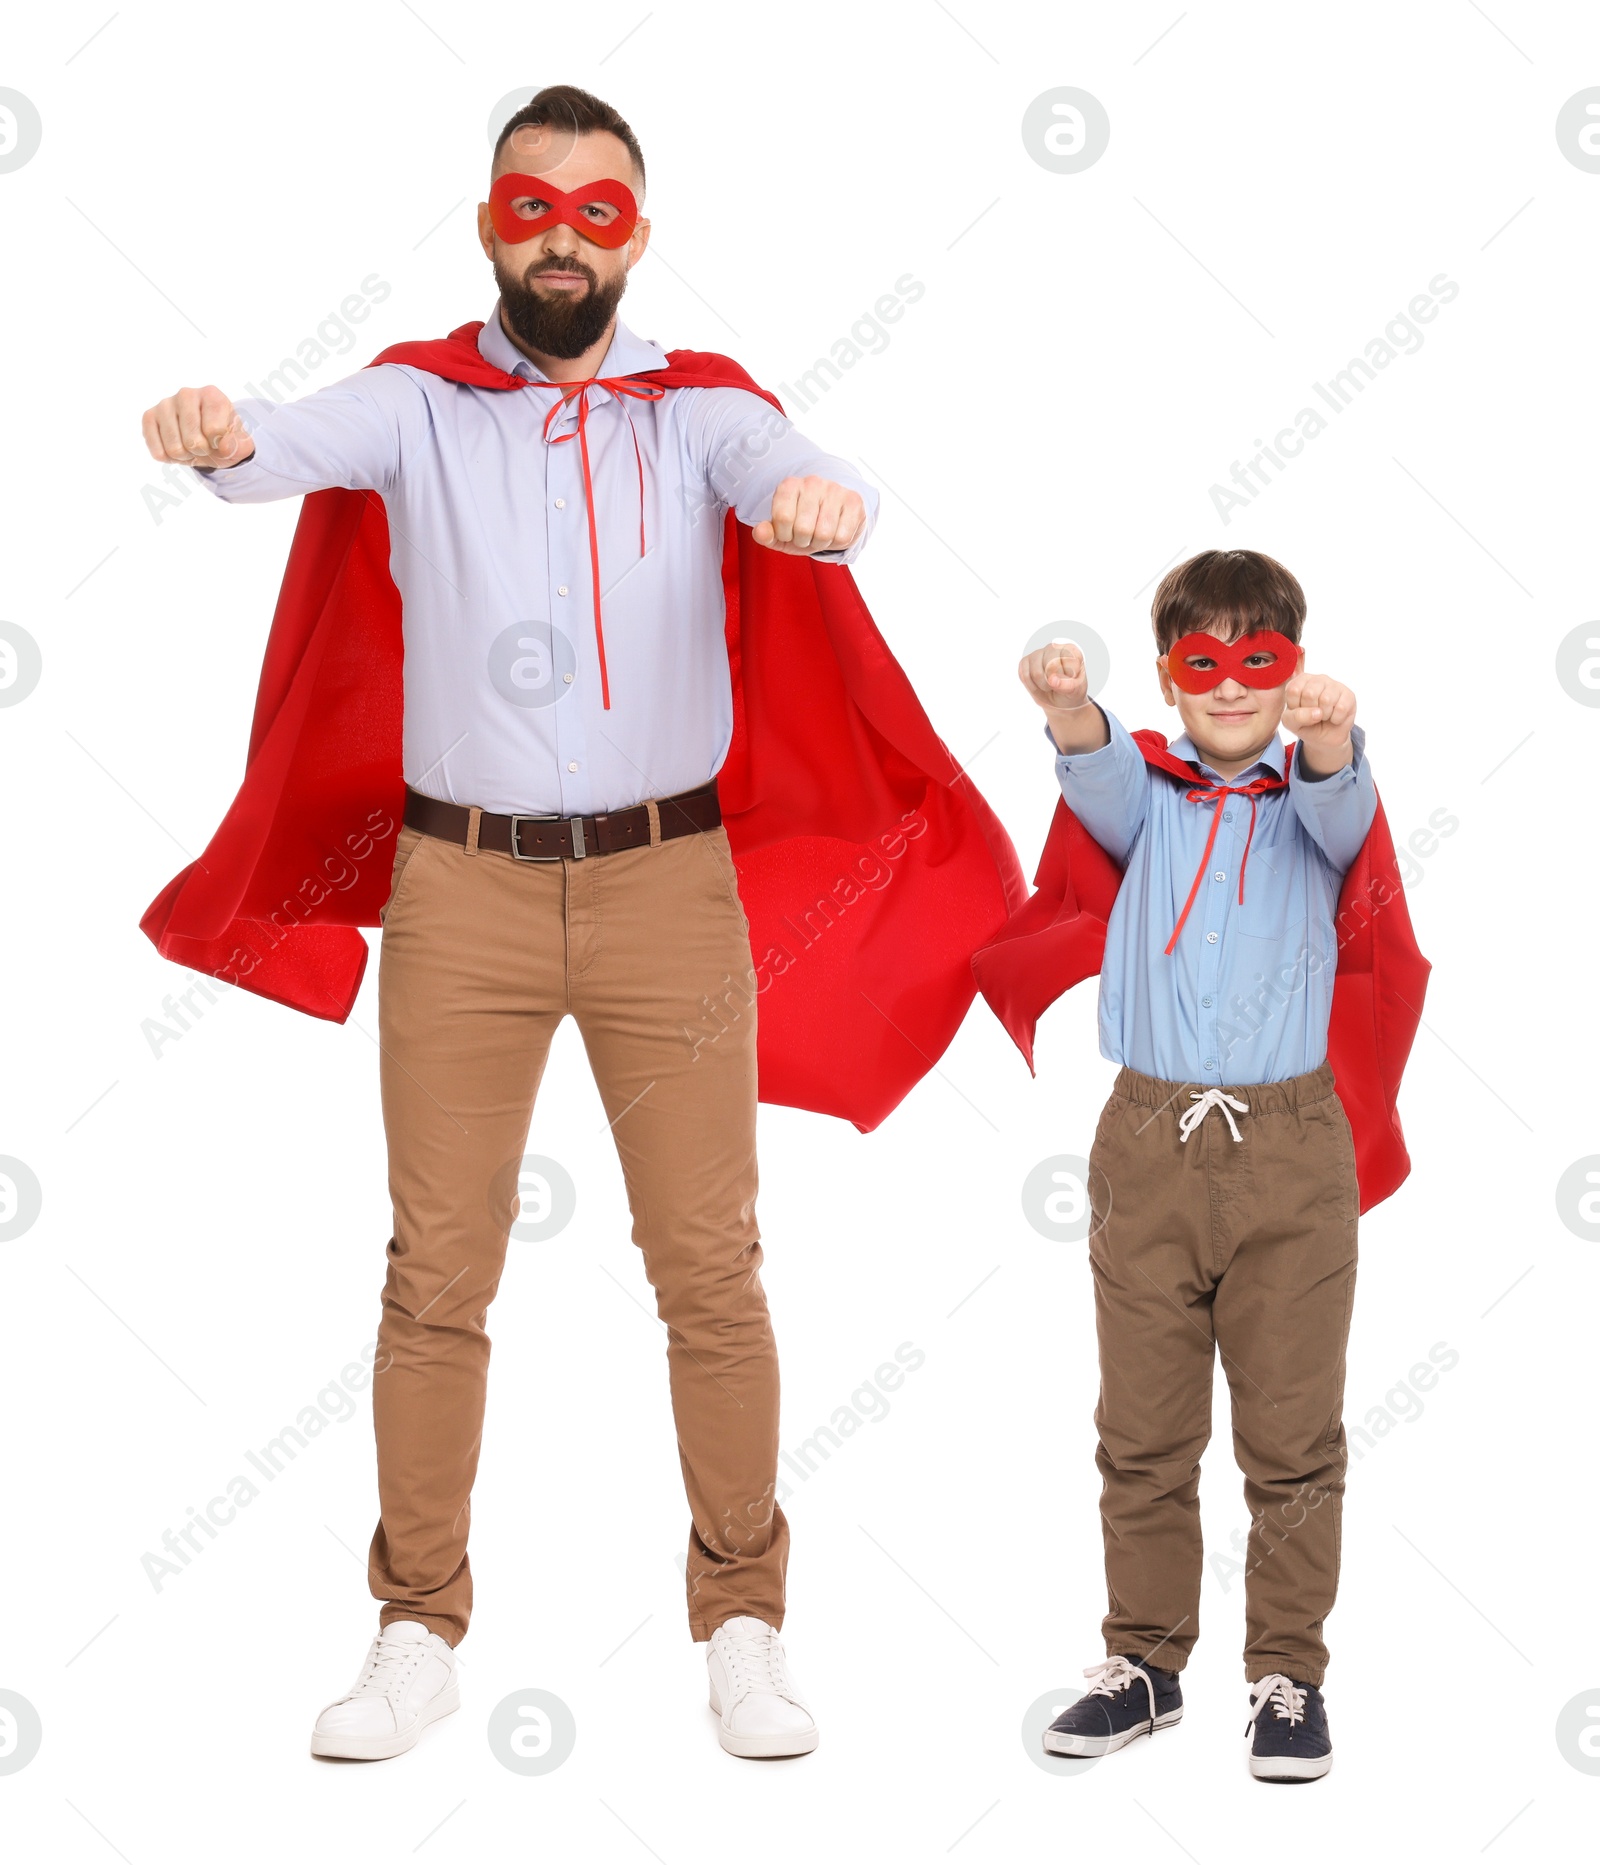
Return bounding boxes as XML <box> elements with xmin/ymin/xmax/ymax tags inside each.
<box><xmin>1156</xmin><ymin>625</ymin><xmax>1306</xmax><ymax>769</ymax></box>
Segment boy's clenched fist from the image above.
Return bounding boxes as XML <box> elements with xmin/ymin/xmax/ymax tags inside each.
<box><xmin>1284</xmin><ymin>671</ymin><xmax>1357</xmax><ymax>776</ymax></box>
<box><xmin>1018</xmin><ymin>640</ymin><xmax>1108</xmax><ymax>755</ymax></box>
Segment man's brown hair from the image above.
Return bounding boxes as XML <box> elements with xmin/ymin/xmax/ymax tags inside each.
<box><xmin>1150</xmin><ymin>549</ymin><xmax>1305</xmax><ymax>655</ymax></box>
<box><xmin>492</xmin><ymin>85</ymin><xmax>646</xmax><ymax>194</ymax></box>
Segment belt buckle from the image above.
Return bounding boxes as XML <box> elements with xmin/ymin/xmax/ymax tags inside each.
<box><xmin>509</xmin><ymin>813</ymin><xmax>587</xmax><ymax>861</ymax></box>
<box><xmin>510</xmin><ymin>813</ymin><xmax>559</xmax><ymax>862</ymax></box>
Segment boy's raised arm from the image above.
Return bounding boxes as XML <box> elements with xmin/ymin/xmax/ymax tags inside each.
<box><xmin>1284</xmin><ymin>667</ymin><xmax>1376</xmax><ymax>872</ymax></box>
<box><xmin>1019</xmin><ymin>639</ymin><xmax>1149</xmax><ymax>863</ymax></box>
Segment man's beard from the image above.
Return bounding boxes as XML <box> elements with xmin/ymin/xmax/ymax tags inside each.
<box><xmin>494</xmin><ymin>251</ymin><xmax>627</xmax><ymax>360</ymax></box>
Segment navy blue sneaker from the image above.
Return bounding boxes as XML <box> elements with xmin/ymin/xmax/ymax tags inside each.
<box><xmin>1246</xmin><ymin>1673</ymin><xmax>1332</xmax><ymax>1781</ymax></box>
<box><xmin>1042</xmin><ymin>1655</ymin><xmax>1183</xmax><ymax>1758</ymax></box>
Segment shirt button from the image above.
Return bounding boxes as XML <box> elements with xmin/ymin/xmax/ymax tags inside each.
<box><xmin>1205</xmin><ymin>931</ymin><xmax>1219</xmax><ymax>944</ymax></box>
<box><xmin>1202</xmin><ymin>996</ymin><xmax>1213</xmax><ymax>1008</ymax></box>
<box><xmin>567</xmin><ymin>761</ymin><xmax>579</xmax><ymax>772</ymax></box>
<box><xmin>1204</xmin><ymin>1057</ymin><xmax>1218</xmax><ymax>1070</ymax></box>
<box><xmin>554</xmin><ymin>498</ymin><xmax>566</xmax><ymax>509</ymax></box>
<box><xmin>1213</xmin><ymin>869</ymin><xmax>1226</xmax><ymax>883</ymax></box>
<box><xmin>557</xmin><ymin>584</ymin><xmax>569</xmax><ymax>596</ymax></box>
<box><xmin>562</xmin><ymin>672</ymin><xmax>574</xmax><ymax>684</ymax></box>
<box><xmin>1223</xmin><ymin>810</ymin><xmax>1233</xmax><ymax>823</ymax></box>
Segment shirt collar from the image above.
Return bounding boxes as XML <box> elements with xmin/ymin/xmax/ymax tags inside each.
<box><xmin>478</xmin><ymin>299</ymin><xmax>668</xmax><ymax>383</ymax></box>
<box><xmin>1168</xmin><ymin>729</ymin><xmax>1288</xmax><ymax>784</ymax></box>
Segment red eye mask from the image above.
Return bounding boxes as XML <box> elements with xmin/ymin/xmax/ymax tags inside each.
<box><xmin>1164</xmin><ymin>630</ymin><xmax>1299</xmax><ymax>693</ymax></box>
<box><xmin>488</xmin><ymin>172</ymin><xmax>640</xmax><ymax>249</ymax></box>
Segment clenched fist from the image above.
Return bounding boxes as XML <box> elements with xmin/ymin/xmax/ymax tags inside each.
<box><xmin>1018</xmin><ymin>639</ymin><xmax>1107</xmax><ymax>755</ymax></box>
<box><xmin>141</xmin><ymin>386</ymin><xmax>255</xmax><ymax>469</ymax></box>
<box><xmin>1284</xmin><ymin>670</ymin><xmax>1357</xmax><ymax>775</ymax></box>
<box><xmin>752</xmin><ymin>475</ymin><xmax>865</xmax><ymax>555</ymax></box>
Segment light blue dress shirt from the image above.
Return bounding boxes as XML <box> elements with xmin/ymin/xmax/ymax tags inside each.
<box><xmin>1051</xmin><ymin>708</ymin><xmax>1377</xmax><ymax>1086</ymax></box>
<box><xmin>198</xmin><ymin>302</ymin><xmax>878</xmax><ymax>816</ymax></box>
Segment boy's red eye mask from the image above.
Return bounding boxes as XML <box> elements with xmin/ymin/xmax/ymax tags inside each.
<box><xmin>488</xmin><ymin>172</ymin><xmax>640</xmax><ymax>248</ymax></box>
<box><xmin>1164</xmin><ymin>630</ymin><xmax>1298</xmax><ymax>694</ymax></box>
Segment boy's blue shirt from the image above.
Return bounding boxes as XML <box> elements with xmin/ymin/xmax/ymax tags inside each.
<box><xmin>1049</xmin><ymin>707</ymin><xmax>1377</xmax><ymax>1087</ymax></box>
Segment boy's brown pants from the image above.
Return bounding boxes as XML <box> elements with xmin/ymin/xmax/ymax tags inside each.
<box><xmin>366</xmin><ymin>814</ymin><xmax>787</xmax><ymax>1647</ymax></box>
<box><xmin>1087</xmin><ymin>1061</ymin><xmax>1359</xmax><ymax>1686</ymax></box>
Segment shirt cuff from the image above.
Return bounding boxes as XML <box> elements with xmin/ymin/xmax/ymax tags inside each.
<box><xmin>190</xmin><ymin>398</ymin><xmax>279</xmax><ymax>494</ymax></box>
<box><xmin>1044</xmin><ymin>703</ymin><xmax>1117</xmax><ymax>765</ymax></box>
<box><xmin>1291</xmin><ymin>725</ymin><xmax>1365</xmax><ymax>788</ymax></box>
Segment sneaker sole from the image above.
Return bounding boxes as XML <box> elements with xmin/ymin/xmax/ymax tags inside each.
<box><xmin>1043</xmin><ymin>1706</ymin><xmax>1183</xmax><ymax>1757</ymax></box>
<box><xmin>708</xmin><ymin>1683</ymin><xmax>819</xmax><ymax>1758</ymax></box>
<box><xmin>1247</xmin><ymin>1742</ymin><xmax>1332</xmax><ymax>1782</ymax></box>
<box><xmin>310</xmin><ymin>1680</ymin><xmax>461</xmax><ymax>1761</ymax></box>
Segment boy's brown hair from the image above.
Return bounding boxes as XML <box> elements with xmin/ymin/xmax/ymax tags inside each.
<box><xmin>1151</xmin><ymin>549</ymin><xmax>1305</xmax><ymax>655</ymax></box>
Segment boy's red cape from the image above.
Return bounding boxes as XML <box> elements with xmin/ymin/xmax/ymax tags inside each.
<box><xmin>971</xmin><ymin>730</ymin><xmax>1430</xmax><ymax>1212</ymax></box>
<box><xmin>139</xmin><ymin>324</ymin><xmax>1026</xmax><ymax>1132</ymax></box>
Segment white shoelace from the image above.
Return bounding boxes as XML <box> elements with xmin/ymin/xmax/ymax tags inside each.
<box><xmin>1081</xmin><ymin>1655</ymin><xmax>1158</xmax><ymax>1725</ymax></box>
<box><xmin>1248</xmin><ymin>1673</ymin><xmax>1307</xmax><ymax>1727</ymax></box>
<box><xmin>349</xmin><ymin>1630</ymin><xmax>427</xmax><ymax>1700</ymax></box>
<box><xmin>715</xmin><ymin>1623</ymin><xmax>799</xmax><ymax>1707</ymax></box>
<box><xmin>1177</xmin><ymin>1088</ymin><xmax>1249</xmax><ymax>1144</ymax></box>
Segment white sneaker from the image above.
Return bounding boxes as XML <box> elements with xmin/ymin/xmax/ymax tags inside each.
<box><xmin>705</xmin><ymin>1615</ymin><xmax>819</xmax><ymax>1758</ymax></box>
<box><xmin>310</xmin><ymin>1620</ymin><xmax>460</xmax><ymax>1760</ymax></box>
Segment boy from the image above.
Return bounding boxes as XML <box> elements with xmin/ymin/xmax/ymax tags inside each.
<box><xmin>1018</xmin><ymin>549</ymin><xmax>1384</xmax><ymax>1782</ymax></box>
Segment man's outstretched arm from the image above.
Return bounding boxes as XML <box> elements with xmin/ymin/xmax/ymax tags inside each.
<box><xmin>140</xmin><ymin>371</ymin><xmax>417</xmax><ymax>502</ymax></box>
<box><xmin>688</xmin><ymin>386</ymin><xmax>878</xmax><ymax>562</ymax></box>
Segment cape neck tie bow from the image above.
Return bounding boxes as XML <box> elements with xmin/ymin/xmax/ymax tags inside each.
<box><xmin>524</xmin><ymin>372</ymin><xmax>666</xmax><ymax>710</ymax></box>
<box><xmin>1163</xmin><ymin>751</ymin><xmax>1291</xmax><ymax>956</ymax></box>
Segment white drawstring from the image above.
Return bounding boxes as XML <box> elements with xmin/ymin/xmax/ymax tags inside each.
<box><xmin>1177</xmin><ymin>1088</ymin><xmax>1249</xmax><ymax>1144</ymax></box>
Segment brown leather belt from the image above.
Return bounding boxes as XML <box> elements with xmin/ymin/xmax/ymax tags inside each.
<box><xmin>403</xmin><ymin>780</ymin><xmax>721</xmax><ymax>862</ymax></box>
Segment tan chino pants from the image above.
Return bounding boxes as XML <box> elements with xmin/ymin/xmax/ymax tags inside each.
<box><xmin>366</xmin><ymin>812</ymin><xmax>787</xmax><ymax>1646</ymax></box>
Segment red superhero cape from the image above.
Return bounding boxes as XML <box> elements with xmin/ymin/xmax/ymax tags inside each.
<box><xmin>140</xmin><ymin>324</ymin><xmax>1026</xmax><ymax>1132</ymax></box>
<box><xmin>971</xmin><ymin>730</ymin><xmax>1430</xmax><ymax>1211</ymax></box>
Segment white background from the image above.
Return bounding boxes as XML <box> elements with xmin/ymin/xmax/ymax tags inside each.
<box><xmin>3</xmin><ymin>1</ymin><xmax>1596</xmax><ymax>1858</ymax></box>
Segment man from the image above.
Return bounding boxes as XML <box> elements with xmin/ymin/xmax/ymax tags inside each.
<box><xmin>140</xmin><ymin>85</ymin><xmax>1022</xmax><ymax>1761</ymax></box>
